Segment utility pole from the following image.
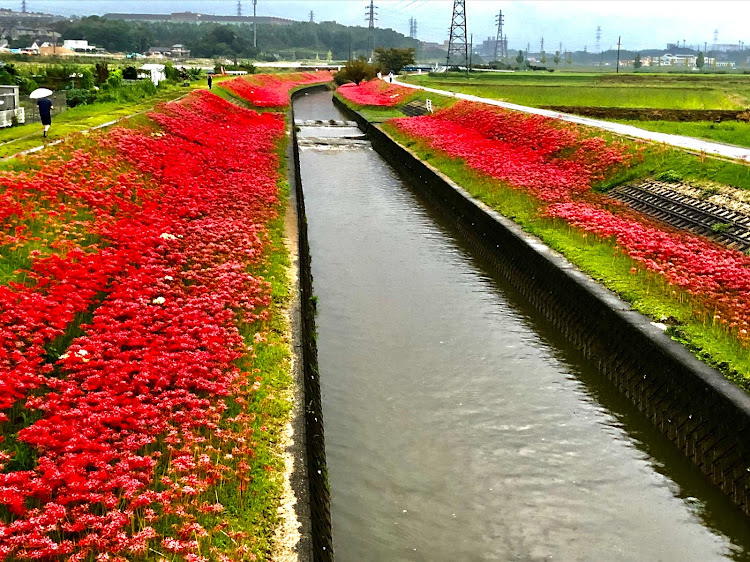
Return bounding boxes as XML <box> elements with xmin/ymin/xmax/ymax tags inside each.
<box><xmin>493</xmin><ymin>10</ymin><xmax>504</xmax><ymax>61</ymax></box>
<box><xmin>253</xmin><ymin>0</ymin><xmax>258</xmax><ymax>48</ymax></box>
<box><xmin>446</xmin><ymin>0</ymin><xmax>468</xmax><ymax>68</ymax></box>
<box><xmin>365</xmin><ymin>0</ymin><xmax>377</xmax><ymax>56</ymax></box>
<box><xmin>616</xmin><ymin>35</ymin><xmax>621</xmax><ymax>73</ymax></box>
<box><xmin>309</xmin><ymin>11</ymin><xmax>314</xmax><ymax>23</ymax></box>
<box><xmin>468</xmin><ymin>33</ymin><xmax>472</xmax><ymax>77</ymax></box>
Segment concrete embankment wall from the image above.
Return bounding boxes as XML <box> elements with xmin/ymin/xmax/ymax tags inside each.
<box><xmin>332</xmin><ymin>95</ymin><xmax>750</xmax><ymax>516</ymax></box>
<box><xmin>289</xmin><ymin>84</ymin><xmax>335</xmax><ymax>561</ymax></box>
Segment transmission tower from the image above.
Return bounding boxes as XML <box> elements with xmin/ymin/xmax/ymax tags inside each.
<box><xmin>365</xmin><ymin>1</ymin><xmax>377</xmax><ymax>55</ymax></box>
<box><xmin>595</xmin><ymin>25</ymin><xmax>601</xmax><ymax>53</ymax></box>
<box><xmin>713</xmin><ymin>28</ymin><xmax>719</xmax><ymax>49</ymax></box>
<box><xmin>540</xmin><ymin>37</ymin><xmax>544</xmax><ymax>52</ymax></box>
<box><xmin>409</xmin><ymin>17</ymin><xmax>417</xmax><ymax>39</ymax></box>
<box><xmin>309</xmin><ymin>10</ymin><xmax>314</xmax><ymax>23</ymax></box>
<box><xmin>21</xmin><ymin>0</ymin><xmax>26</xmax><ymax>13</ymax></box>
<box><xmin>446</xmin><ymin>0</ymin><xmax>468</xmax><ymax>68</ymax></box>
<box><xmin>493</xmin><ymin>10</ymin><xmax>504</xmax><ymax>61</ymax></box>
<box><xmin>237</xmin><ymin>0</ymin><xmax>242</xmax><ymax>17</ymax></box>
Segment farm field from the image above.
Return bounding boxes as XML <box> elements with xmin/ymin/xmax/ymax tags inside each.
<box><xmin>401</xmin><ymin>72</ymin><xmax>750</xmax><ymax>110</ymax></box>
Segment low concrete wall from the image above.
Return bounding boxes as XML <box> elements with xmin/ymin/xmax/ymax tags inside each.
<box><xmin>290</xmin><ymin>84</ymin><xmax>335</xmax><ymax>560</ymax></box>
<box><xmin>333</xmin><ymin>95</ymin><xmax>750</xmax><ymax>516</ymax></box>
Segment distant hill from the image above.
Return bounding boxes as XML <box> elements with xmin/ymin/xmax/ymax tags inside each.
<box><xmin>52</xmin><ymin>16</ymin><xmax>420</xmax><ymax>61</ymax></box>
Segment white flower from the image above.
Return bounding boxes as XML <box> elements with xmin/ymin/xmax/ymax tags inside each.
<box><xmin>163</xmin><ymin>275</ymin><xmax>174</xmax><ymax>281</ymax></box>
<box><xmin>76</xmin><ymin>349</ymin><xmax>88</xmax><ymax>356</ymax></box>
<box><xmin>159</xmin><ymin>233</ymin><xmax>176</xmax><ymax>240</ymax></box>
<box><xmin>152</xmin><ymin>296</ymin><xmax>166</xmax><ymax>305</ymax></box>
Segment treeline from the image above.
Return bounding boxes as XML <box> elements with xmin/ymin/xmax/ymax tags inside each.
<box><xmin>52</xmin><ymin>16</ymin><xmax>419</xmax><ymax>60</ymax></box>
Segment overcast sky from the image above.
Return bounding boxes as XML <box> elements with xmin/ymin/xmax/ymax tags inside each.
<box><xmin>16</xmin><ymin>1</ymin><xmax>750</xmax><ymax>52</ymax></box>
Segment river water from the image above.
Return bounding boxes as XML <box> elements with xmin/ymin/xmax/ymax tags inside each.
<box><xmin>294</xmin><ymin>91</ymin><xmax>750</xmax><ymax>561</ymax></box>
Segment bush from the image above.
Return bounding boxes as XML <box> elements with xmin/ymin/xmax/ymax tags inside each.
<box><xmin>122</xmin><ymin>66</ymin><xmax>138</xmax><ymax>80</ymax></box>
<box><xmin>656</xmin><ymin>169</ymin><xmax>683</xmax><ymax>183</ymax></box>
<box><xmin>66</xmin><ymin>88</ymin><xmax>94</xmax><ymax>108</ymax></box>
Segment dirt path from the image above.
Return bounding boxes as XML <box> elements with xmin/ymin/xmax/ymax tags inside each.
<box><xmin>392</xmin><ymin>78</ymin><xmax>750</xmax><ymax>162</ymax></box>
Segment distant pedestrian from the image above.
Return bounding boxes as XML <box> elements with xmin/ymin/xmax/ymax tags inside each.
<box><xmin>37</xmin><ymin>96</ymin><xmax>53</xmax><ymax>138</ymax></box>
<box><xmin>388</xmin><ymin>71</ymin><xmax>394</xmax><ymax>83</ymax></box>
<box><xmin>207</xmin><ymin>74</ymin><xmax>213</xmax><ymax>90</ymax></box>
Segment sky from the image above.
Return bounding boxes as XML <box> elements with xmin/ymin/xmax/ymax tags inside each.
<box><xmin>12</xmin><ymin>0</ymin><xmax>750</xmax><ymax>52</ymax></box>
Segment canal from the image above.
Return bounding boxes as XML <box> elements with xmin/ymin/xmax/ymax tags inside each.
<box><xmin>294</xmin><ymin>91</ymin><xmax>750</xmax><ymax>561</ymax></box>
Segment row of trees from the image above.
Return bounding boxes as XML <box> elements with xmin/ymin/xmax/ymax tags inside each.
<box><xmin>52</xmin><ymin>17</ymin><xmax>419</xmax><ymax>60</ymax></box>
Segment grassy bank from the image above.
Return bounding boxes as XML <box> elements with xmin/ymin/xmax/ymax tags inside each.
<box><xmin>0</xmin><ymin>81</ymin><xmax>206</xmax><ymax>159</ymax></box>
<box><xmin>362</xmin><ymin>106</ymin><xmax>750</xmax><ymax>388</ymax></box>
<box><xmin>401</xmin><ymin>72</ymin><xmax>750</xmax><ymax>109</ymax></box>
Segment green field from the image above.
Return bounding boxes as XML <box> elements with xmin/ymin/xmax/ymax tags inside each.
<box><xmin>613</xmin><ymin>119</ymin><xmax>750</xmax><ymax>148</ymax></box>
<box><xmin>401</xmin><ymin>72</ymin><xmax>750</xmax><ymax>109</ymax></box>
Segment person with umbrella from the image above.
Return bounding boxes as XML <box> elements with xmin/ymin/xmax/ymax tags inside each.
<box><xmin>30</xmin><ymin>88</ymin><xmax>53</xmax><ymax>138</ymax></box>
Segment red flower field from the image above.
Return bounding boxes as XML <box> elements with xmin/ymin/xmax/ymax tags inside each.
<box><xmin>337</xmin><ymin>79</ymin><xmax>416</xmax><ymax>107</ymax></box>
<box><xmin>0</xmin><ymin>91</ymin><xmax>286</xmax><ymax>559</ymax></box>
<box><xmin>219</xmin><ymin>70</ymin><xmax>333</xmax><ymax>107</ymax></box>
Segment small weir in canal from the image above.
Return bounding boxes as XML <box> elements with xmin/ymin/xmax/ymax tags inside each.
<box><xmin>293</xmin><ymin>91</ymin><xmax>750</xmax><ymax>560</ymax></box>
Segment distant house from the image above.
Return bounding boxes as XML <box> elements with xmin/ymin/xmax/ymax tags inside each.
<box><xmin>146</xmin><ymin>44</ymin><xmax>190</xmax><ymax>58</ymax></box>
<box><xmin>170</xmin><ymin>44</ymin><xmax>190</xmax><ymax>58</ymax></box>
<box><xmin>147</xmin><ymin>47</ymin><xmax>170</xmax><ymax>57</ymax></box>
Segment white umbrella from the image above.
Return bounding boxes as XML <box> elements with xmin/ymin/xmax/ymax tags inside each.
<box><xmin>29</xmin><ymin>88</ymin><xmax>53</xmax><ymax>99</ymax></box>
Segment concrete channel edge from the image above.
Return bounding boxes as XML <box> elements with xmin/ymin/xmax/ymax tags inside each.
<box><xmin>331</xmin><ymin>95</ymin><xmax>750</xmax><ymax>517</ymax></box>
<box><xmin>288</xmin><ymin>84</ymin><xmax>335</xmax><ymax>561</ymax></box>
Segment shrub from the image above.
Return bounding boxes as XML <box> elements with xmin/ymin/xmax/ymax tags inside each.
<box><xmin>656</xmin><ymin>169</ymin><xmax>683</xmax><ymax>182</ymax></box>
<box><xmin>65</xmin><ymin>88</ymin><xmax>94</xmax><ymax>108</ymax></box>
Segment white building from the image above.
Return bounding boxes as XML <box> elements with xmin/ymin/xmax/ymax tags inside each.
<box><xmin>140</xmin><ymin>63</ymin><xmax>166</xmax><ymax>85</ymax></box>
<box><xmin>62</xmin><ymin>39</ymin><xmax>97</xmax><ymax>52</ymax></box>
<box><xmin>0</xmin><ymin>85</ymin><xmax>24</xmax><ymax>127</ymax></box>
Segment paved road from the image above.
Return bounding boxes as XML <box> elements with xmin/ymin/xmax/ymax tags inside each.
<box><xmin>392</xmin><ymin>78</ymin><xmax>750</xmax><ymax>162</ymax></box>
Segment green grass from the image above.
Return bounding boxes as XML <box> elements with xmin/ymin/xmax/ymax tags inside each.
<box><xmin>402</xmin><ymin>72</ymin><xmax>750</xmax><ymax>109</ymax></box>
<box><xmin>613</xmin><ymin>119</ymin><xmax>750</xmax><ymax>149</ymax></box>
<box><xmin>382</xmin><ymin>121</ymin><xmax>750</xmax><ymax>389</ymax></box>
<box><xmin>0</xmin><ymin>82</ymin><xmax>207</xmax><ymax>159</ymax></box>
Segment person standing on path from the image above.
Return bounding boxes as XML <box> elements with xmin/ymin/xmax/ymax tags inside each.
<box><xmin>207</xmin><ymin>74</ymin><xmax>213</xmax><ymax>90</ymax></box>
<box><xmin>37</xmin><ymin>96</ymin><xmax>53</xmax><ymax>138</ymax></box>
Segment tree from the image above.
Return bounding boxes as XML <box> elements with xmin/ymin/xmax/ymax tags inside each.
<box><xmin>633</xmin><ymin>53</ymin><xmax>642</xmax><ymax>69</ymax></box>
<box><xmin>697</xmin><ymin>51</ymin><xmax>705</xmax><ymax>69</ymax></box>
<box><xmin>553</xmin><ymin>50</ymin><xmax>561</xmax><ymax>65</ymax></box>
<box><xmin>515</xmin><ymin>49</ymin><xmax>524</xmax><ymax>65</ymax></box>
<box><xmin>566</xmin><ymin>51</ymin><xmax>573</xmax><ymax>65</ymax></box>
<box><xmin>373</xmin><ymin>47</ymin><xmax>415</xmax><ymax>73</ymax></box>
<box><xmin>540</xmin><ymin>50</ymin><xmax>546</xmax><ymax>64</ymax></box>
<box><xmin>334</xmin><ymin>58</ymin><xmax>377</xmax><ymax>85</ymax></box>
